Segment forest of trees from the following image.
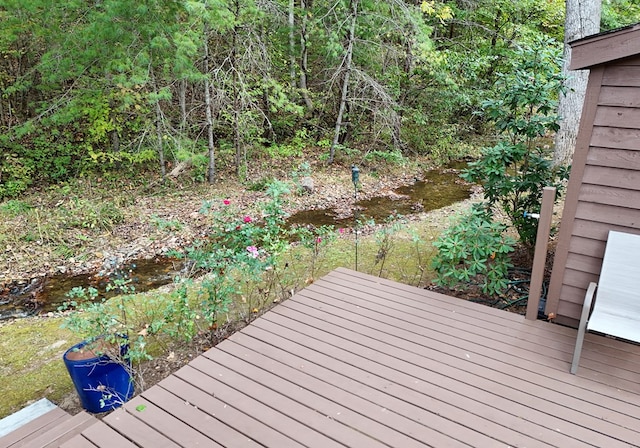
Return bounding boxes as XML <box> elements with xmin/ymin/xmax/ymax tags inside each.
<box><xmin>1</xmin><ymin>0</ymin><xmax>639</xmax><ymax>198</ymax></box>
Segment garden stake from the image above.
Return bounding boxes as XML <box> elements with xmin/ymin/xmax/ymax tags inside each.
<box><xmin>351</xmin><ymin>165</ymin><xmax>360</xmax><ymax>271</ymax></box>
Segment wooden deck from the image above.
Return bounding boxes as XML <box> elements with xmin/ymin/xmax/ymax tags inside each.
<box><xmin>8</xmin><ymin>268</ymin><xmax>640</xmax><ymax>447</ymax></box>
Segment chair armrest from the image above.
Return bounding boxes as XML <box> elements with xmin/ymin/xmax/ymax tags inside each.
<box><xmin>581</xmin><ymin>282</ymin><xmax>597</xmax><ymax>329</ymax></box>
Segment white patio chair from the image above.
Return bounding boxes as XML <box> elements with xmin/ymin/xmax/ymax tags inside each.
<box><xmin>571</xmin><ymin>230</ymin><xmax>640</xmax><ymax>374</ymax></box>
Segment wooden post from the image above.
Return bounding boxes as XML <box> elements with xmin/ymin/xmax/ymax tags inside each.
<box><xmin>526</xmin><ymin>186</ymin><xmax>556</xmax><ymax>321</ymax></box>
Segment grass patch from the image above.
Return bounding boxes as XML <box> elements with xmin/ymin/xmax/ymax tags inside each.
<box><xmin>0</xmin><ymin>318</ymin><xmax>75</xmax><ymax>418</ymax></box>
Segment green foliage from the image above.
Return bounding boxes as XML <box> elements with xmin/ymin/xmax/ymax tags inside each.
<box><xmin>60</xmin><ymin>278</ymin><xmax>151</xmax><ymax>371</ymax></box>
<box><xmin>0</xmin><ymin>0</ymin><xmax>573</xmax><ymax>193</ymax></box>
<box><xmin>151</xmin><ymin>215</ymin><xmax>184</xmax><ymax>232</ymax></box>
<box><xmin>172</xmin><ymin>144</ymin><xmax>209</xmax><ymax>182</ymax></box>
<box><xmin>0</xmin><ymin>199</ymin><xmax>32</xmax><ymax>216</ymax></box>
<box><xmin>317</xmin><ymin>140</ymin><xmax>361</xmax><ymax>162</ymax></box>
<box><xmin>247</xmin><ymin>176</ymin><xmax>277</xmax><ymax>192</ymax></box>
<box><xmin>295</xmin><ymin>225</ymin><xmax>337</xmax><ymax>281</ymax></box>
<box><xmin>0</xmin><ymin>152</ymin><xmax>34</xmax><ymax>199</ymax></box>
<box><xmin>363</xmin><ymin>149</ymin><xmax>405</xmax><ymax>165</ymax></box>
<box><xmin>432</xmin><ymin>205</ymin><xmax>516</xmax><ymax>296</ymax></box>
<box><xmin>188</xmin><ymin>180</ymin><xmax>293</xmax><ymax>322</ymax></box>
<box><xmin>370</xmin><ymin>214</ymin><xmax>408</xmax><ymax>277</ymax></box>
<box><xmin>61</xmin><ymin>198</ymin><xmax>125</xmax><ymax>231</ymax></box>
<box><xmin>602</xmin><ymin>0</ymin><xmax>640</xmax><ymax>31</ymax></box>
<box><xmin>461</xmin><ymin>38</ymin><xmax>569</xmax><ymax>246</ymax></box>
<box><xmin>265</xmin><ymin>129</ymin><xmax>309</xmax><ymax>159</ymax></box>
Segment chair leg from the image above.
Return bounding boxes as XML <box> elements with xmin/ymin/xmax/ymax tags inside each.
<box><xmin>571</xmin><ymin>282</ymin><xmax>597</xmax><ymax>374</ymax></box>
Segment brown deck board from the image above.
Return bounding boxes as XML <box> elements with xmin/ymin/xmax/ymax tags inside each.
<box><xmin>174</xmin><ymin>363</ymin><xmax>347</xmax><ymax>448</ymax></box>
<box><xmin>103</xmin><ymin>410</ymin><xmax>179</xmax><ymax>447</ymax></box>
<box><xmin>119</xmin><ymin>397</ymin><xmax>222</xmax><ymax>447</ymax></box>
<box><xmin>199</xmin><ymin>350</ymin><xmax>430</xmax><ymax>448</ymax></box>
<box><xmin>280</xmin><ymin>292</ymin><xmax>637</xmax><ymax>437</ymax></box>
<box><xmin>57</xmin><ymin>437</ymin><xmax>95</xmax><ymax>448</ymax></box>
<box><xmin>252</xmin><ymin>311</ymin><xmax>618</xmax><ymax>448</ymax></box>
<box><xmin>139</xmin><ymin>385</ymin><xmax>262</xmax><ymax>447</ymax></box>
<box><xmin>0</xmin><ymin>408</ymin><xmax>69</xmax><ymax>448</ymax></box>
<box><xmin>7</xmin><ymin>268</ymin><xmax>640</xmax><ymax>447</ymax></box>
<box><xmin>9</xmin><ymin>413</ymin><xmax>96</xmax><ymax>448</ymax></box>
<box><xmin>307</xmin><ymin>276</ymin><xmax>640</xmax><ymax>397</ymax></box>
<box><xmin>324</xmin><ymin>270</ymin><xmax>640</xmax><ymax>406</ymax></box>
<box><xmin>216</xmin><ymin>335</ymin><xmax>469</xmax><ymax>448</ymax></box>
<box><xmin>72</xmin><ymin>421</ymin><xmax>138</xmax><ymax>448</ymax></box>
<box><xmin>159</xmin><ymin>375</ymin><xmax>305</xmax><ymax>447</ymax></box>
<box><xmin>326</xmin><ymin>268</ymin><xmax>640</xmax><ymax>385</ymax></box>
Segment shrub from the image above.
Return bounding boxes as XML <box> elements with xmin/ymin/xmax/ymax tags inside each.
<box><xmin>432</xmin><ymin>205</ymin><xmax>516</xmax><ymax>296</ymax></box>
<box><xmin>461</xmin><ymin>37</ymin><xmax>569</xmax><ymax>246</ymax></box>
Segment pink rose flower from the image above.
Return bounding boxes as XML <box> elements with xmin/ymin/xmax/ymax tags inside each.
<box><xmin>243</xmin><ymin>216</ymin><xmax>252</xmax><ymax>223</ymax></box>
<box><xmin>223</xmin><ymin>199</ymin><xmax>230</xmax><ymax>205</ymax></box>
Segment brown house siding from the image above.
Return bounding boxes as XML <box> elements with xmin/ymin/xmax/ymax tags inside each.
<box><xmin>547</xmin><ymin>55</ymin><xmax>640</xmax><ymax>327</ymax></box>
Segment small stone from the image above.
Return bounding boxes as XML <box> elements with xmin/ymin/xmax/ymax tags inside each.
<box><xmin>301</xmin><ymin>177</ymin><xmax>314</xmax><ymax>194</ymax></box>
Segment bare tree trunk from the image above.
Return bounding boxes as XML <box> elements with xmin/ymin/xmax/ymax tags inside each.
<box><xmin>553</xmin><ymin>0</ymin><xmax>601</xmax><ymax>166</ymax></box>
<box><xmin>299</xmin><ymin>0</ymin><xmax>314</xmax><ymax>112</ymax></box>
<box><xmin>154</xmin><ymin>99</ymin><xmax>166</xmax><ymax>180</ymax></box>
<box><xmin>110</xmin><ymin>129</ymin><xmax>120</xmax><ymax>153</ymax></box>
<box><xmin>151</xmin><ymin>67</ymin><xmax>166</xmax><ymax>180</ymax></box>
<box><xmin>179</xmin><ymin>79</ymin><xmax>187</xmax><ymax>132</ymax></box>
<box><xmin>232</xmin><ymin>0</ymin><xmax>243</xmax><ymax>176</ymax></box>
<box><xmin>203</xmin><ymin>24</ymin><xmax>216</xmax><ymax>184</ymax></box>
<box><xmin>289</xmin><ymin>0</ymin><xmax>296</xmax><ymax>85</ymax></box>
<box><xmin>329</xmin><ymin>0</ymin><xmax>359</xmax><ymax>164</ymax></box>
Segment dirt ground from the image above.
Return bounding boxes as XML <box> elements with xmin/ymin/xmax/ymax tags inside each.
<box><xmin>1</xmin><ymin>163</ymin><xmax>448</xmax><ymax>283</ymax></box>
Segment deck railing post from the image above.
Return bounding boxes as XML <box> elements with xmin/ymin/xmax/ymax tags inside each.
<box><xmin>526</xmin><ymin>186</ymin><xmax>556</xmax><ymax>321</ymax></box>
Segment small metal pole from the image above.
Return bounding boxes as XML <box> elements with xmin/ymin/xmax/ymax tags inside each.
<box><xmin>351</xmin><ymin>165</ymin><xmax>360</xmax><ymax>272</ymax></box>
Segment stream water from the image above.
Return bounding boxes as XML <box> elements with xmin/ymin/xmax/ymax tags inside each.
<box><xmin>0</xmin><ymin>166</ymin><xmax>471</xmax><ymax>319</ymax></box>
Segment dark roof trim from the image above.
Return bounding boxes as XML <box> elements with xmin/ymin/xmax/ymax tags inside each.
<box><xmin>569</xmin><ymin>22</ymin><xmax>640</xmax><ymax>46</ymax></box>
<box><xmin>570</xmin><ymin>22</ymin><xmax>640</xmax><ymax>70</ymax></box>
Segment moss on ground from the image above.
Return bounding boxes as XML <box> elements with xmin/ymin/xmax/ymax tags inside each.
<box><xmin>0</xmin><ymin>317</ymin><xmax>75</xmax><ymax>418</ymax></box>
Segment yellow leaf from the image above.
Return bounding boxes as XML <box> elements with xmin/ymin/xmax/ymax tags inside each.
<box><xmin>421</xmin><ymin>1</ymin><xmax>435</xmax><ymax>15</ymax></box>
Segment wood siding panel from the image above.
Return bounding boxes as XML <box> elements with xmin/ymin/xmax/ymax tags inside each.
<box><xmin>587</xmin><ymin>147</ymin><xmax>640</xmax><ymax>168</ymax></box>
<box><xmin>594</xmin><ymin>106</ymin><xmax>640</xmax><ymax>128</ymax></box>
<box><xmin>546</xmin><ymin>68</ymin><xmax>605</xmax><ymax>319</ymax></box>
<box><xmin>549</xmin><ymin>53</ymin><xmax>640</xmax><ymax>323</ymax></box>
<box><xmin>602</xmin><ymin>65</ymin><xmax>640</xmax><ymax>87</ymax></box>
<box><xmin>572</xmin><ymin>218</ymin><xmax>640</xmax><ymax>239</ymax></box>
<box><xmin>567</xmin><ymin>235</ymin><xmax>606</xmax><ymax>258</ymax></box>
<box><xmin>565</xmin><ymin>252</ymin><xmax>603</xmax><ymax>276</ymax></box>
<box><xmin>578</xmin><ymin>184</ymin><xmax>640</xmax><ymax>207</ymax></box>
<box><xmin>558</xmin><ymin>283</ymin><xmax>591</xmax><ymax>305</ymax></box>
<box><xmin>562</xmin><ymin>269</ymin><xmax>599</xmax><ymax>289</ymax></box>
<box><xmin>582</xmin><ymin>164</ymin><xmax>640</xmax><ymax>191</ymax></box>
<box><xmin>598</xmin><ymin>86</ymin><xmax>640</xmax><ymax>106</ymax></box>
<box><xmin>556</xmin><ymin>301</ymin><xmax>582</xmax><ymax>327</ymax></box>
<box><xmin>575</xmin><ymin>201</ymin><xmax>640</xmax><ymax>227</ymax></box>
<box><xmin>590</xmin><ymin>126</ymin><xmax>640</xmax><ymax>150</ymax></box>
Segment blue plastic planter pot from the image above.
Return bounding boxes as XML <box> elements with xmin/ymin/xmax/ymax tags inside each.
<box><xmin>63</xmin><ymin>339</ymin><xmax>134</xmax><ymax>413</ymax></box>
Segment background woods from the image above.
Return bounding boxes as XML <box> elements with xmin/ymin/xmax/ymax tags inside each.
<box><xmin>0</xmin><ymin>0</ymin><xmax>639</xmax><ymax>198</ymax></box>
